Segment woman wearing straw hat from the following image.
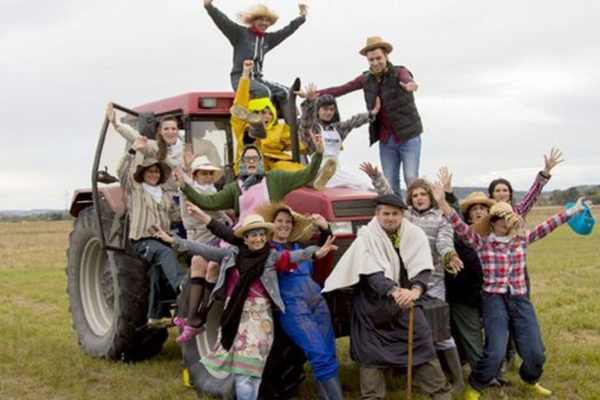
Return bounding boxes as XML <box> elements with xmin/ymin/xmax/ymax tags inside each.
<box><xmin>118</xmin><ymin>137</ymin><xmax>186</xmax><ymax>326</ymax></box>
<box><xmin>154</xmin><ymin>213</ymin><xmax>337</xmax><ymax>400</ymax></box>
<box><xmin>173</xmin><ymin>153</ymin><xmax>233</xmax><ymax>343</ymax></box>
<box><xmin>257</xmin><ymin>202</ymin><xmax>343</xmax><ymax>399</ymax></box>
<box><xmin>203</xmin><ymin>0</ymin><xmax>307</xmax><ymax>124</ymax></box>
<box><xmin>433</xmin><ymin>182</ymin><xmax>593</xmax><ymax>400</ymax></box>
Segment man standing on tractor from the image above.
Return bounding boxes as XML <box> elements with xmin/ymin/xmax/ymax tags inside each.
<box><xmin>316</xmin><ymin>36</ymin><xmax>423</xmax><ymax>199</ymax></box>
<box><xmin>203</xmin><ymin>0</ymin><xmax>307</xmax><ymax>125</ymax></box>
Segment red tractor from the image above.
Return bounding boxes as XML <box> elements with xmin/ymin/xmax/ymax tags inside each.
<box><xmin>66</xmin><ymin>92</ymin><xmax>376</xmax><ymax>397</ymax></box>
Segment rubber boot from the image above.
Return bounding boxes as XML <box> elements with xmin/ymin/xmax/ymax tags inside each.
<box><xmin>441</xmin><ymin>348</ymin><xmax>465</xmax><ymax>393</ymax></box>
<box><xmin>196</xmin><ymin>281</ymin><xmax>216</xmax><ymax>327</ymax></box>
<box><xmin>186</xmin><ymin>277</ymin><xmax>205</xmax><ymax>327</ymax></box>
<box><xmin>462</xmin><ymin>384</ymin><xmax>480</xmax><ymax>400</ymax></box>
<box><xmin>525</xmin><ymin>382</ymin><xmax>552</xmax><ymax>397</ymax></box>
<box><xmin>230</xmin><ymin>104</ymin><xmax>266</xmax><ymax>140</ymax></box>
<box><xmin>313</xmin><ymin>159</ymin><xmax>337</xmax><ymax>191</ymax></box>
<box><xmin>315</xmin><ymin>375</ymin><xmax>343</xmax><ymax>400</ymax></box>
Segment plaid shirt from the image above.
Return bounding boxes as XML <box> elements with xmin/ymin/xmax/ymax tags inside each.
<box><xmin>447</xmin><ymin>210</ymin><xmax>568</xmax><ymax>295</ymax></box>
<box><xmin>512</xmin><ymin>172</ymin><xmax>550</xmax><ymax>217</ymax></box>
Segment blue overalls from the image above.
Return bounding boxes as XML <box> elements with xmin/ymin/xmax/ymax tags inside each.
<box><xmin>273</xmin><ymin>242</ymin><xmax>339</xmax><ymax>381</ymax></box>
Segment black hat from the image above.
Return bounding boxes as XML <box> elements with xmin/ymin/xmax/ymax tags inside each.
<box><xmin>373</xmin><ymin>194</ymin><xmax>408</xmax><ymax>210</ymax></box>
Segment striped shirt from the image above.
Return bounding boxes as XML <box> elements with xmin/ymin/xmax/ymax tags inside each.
<box><xmin>118</xmin><ymin>153</ymin><xmax>179</xmax><ymax>241</ymax></box>
<box><xmin>447</xmin><ymin>210</ymin><xmax>569</xmax><ymax>295</ymax></box>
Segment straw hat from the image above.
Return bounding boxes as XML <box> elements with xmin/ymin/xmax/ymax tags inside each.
<box><xmin>133</xmin><ymin>158</ymin><xmax>172</xmax><ymax>185</ymax></box>
<box><xmin>359</xmin><ymin>36</ymin><xmax>394</xmax><ymax>56</ymax></box>
<box><xmin>190</xmin><ymin>156</ymin><xmax>224</xmax><ymax>182</ymax></box>
<box><xmin>256</xmin><ymin>202</ymin><xmax>316</xmax><ymax>243</ymax></box>
<box><xmin>238</xmin><ymin>4</ymin><xmax>279</xmax><ymax>26</ymax></box>
<box><xmin>459</xmin><ymin>191</ymin><xmax>497</xmax><ymax>214</ymax></box>
<box><xmin>234</xmin><ymin>214</ymin><xmax>275</xmax><ymax>238</ymax></box>
<box><xmin>472</xmin><ymin>202</ymin><xmax>519</xmax><ymax>236</ymax></box>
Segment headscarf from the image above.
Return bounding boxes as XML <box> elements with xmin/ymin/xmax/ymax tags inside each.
<box><xmin>238</xmin><ymin>145</ymin><xmax>266</xmax><ymax>190</ymax></box>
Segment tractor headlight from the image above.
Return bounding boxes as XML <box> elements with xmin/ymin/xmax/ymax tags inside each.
<box><xmin>329</xmin><ymin>221</ymin><xmax>353</xmax><ymax>235</ymax></box>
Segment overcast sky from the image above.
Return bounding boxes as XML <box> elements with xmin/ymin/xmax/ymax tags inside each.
<box><xmin>1</xmin><ymin>0</ymin><xmax>599</xmax><ymax>210</ymax></box>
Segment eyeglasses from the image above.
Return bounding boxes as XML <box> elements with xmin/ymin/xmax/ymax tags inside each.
<box><xmin>243</xmin><ymin>156</ymin><xmax>261</xmax><ymax>163</ymax></box>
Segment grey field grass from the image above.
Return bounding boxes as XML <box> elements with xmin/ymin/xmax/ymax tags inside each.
<box><xmin>0</xmin><ymin>208</ymin><xmax>599</xmax><ymax>399</ymax></box>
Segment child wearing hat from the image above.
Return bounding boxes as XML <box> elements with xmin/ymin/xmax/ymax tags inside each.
<box><xmin>153</xmin><ymin>213</ymin><xmax>336</xmax><ymax>400</ymax></box>
<box><xmin>433</xmin><ymin>182</ymin><xmax>593</xmax><ymax>400</ymax></box>
<box><xmin>118</xmin><ymin>137</ymin><xmax>186</xmax><ymax>326</ymax></box>
<box><xmin>203</xmin><ymin>0</ymin><xmax>307</xmax><ymax>125</ymax></box>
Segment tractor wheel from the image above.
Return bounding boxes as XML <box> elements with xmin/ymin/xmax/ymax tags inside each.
<box><xmin>66</xmin><ymin>206</ymin><xmax>167</xmax><ymax>361</ymax></box>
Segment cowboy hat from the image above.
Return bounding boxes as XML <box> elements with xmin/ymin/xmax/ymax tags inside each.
<box><xmin>133</xmin><ymin>158</ymin><xmax>172</xmax><ymax>185</ymax></box>
<box><xmin>460</xmin><ymin>191</ymin><xmax>497</xmax><ymax>214</ymax></box>
<box><xmin>234</xmin><ymin>214</ymin><xmax>275</xmax><ymax>238</ymax></box>
<box><xmin>190</xmin><ymin>156</ymin><xmax>224</xmax><ymax>182</ymax></box>
<box><xmin>238</xmin><ymin>4</ymin><xmax>279</xmax><ymax>26</ymax></box>
<box><xmin>472</xmin><ymin>202</ymin><xmax>519</xmax><ymax>236</ymax></box>
<box><xmin>359</xmin><ymin>36</ymin><xmax>394</xmax><ymax>56</ymax></box>
<box><xmin>256</xmin><ymin>202</ymin><xmax>316</xmax><ymax>243</ymax></box>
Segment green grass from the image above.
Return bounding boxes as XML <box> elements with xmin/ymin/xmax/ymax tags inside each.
<box><xmin>0</xmin><ymin>209</ymin><xmax>599</xmax><ymax>399</ymax></box>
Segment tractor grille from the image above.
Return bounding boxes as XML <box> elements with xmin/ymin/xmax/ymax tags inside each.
<box><xmin>332</xmin><ymin>199</ymin><xmax>376</xmax><ymax>218</ymax></box>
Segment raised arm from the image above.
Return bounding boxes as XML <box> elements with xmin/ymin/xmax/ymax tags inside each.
<box><xmin>265</xmin><ymin>4</ymin><xmax>307</xmax><ymax>49</ymax></box>
<box><xmin>179</xmin><ymin>171</ymin><xmax>238</xmax><ymax>212</ymax></box>
<box><xmin>437</xmin><ymin>166</ymin><xmax>461</xmax><ymax>215</ymax></box>
<box><xmin>318</xmin><ymin>75</ymin><xmax>364</xmax><ymax>98</ymax></box>
<box><xmin>152</xmin><ymin>223</ymin><xmax>229</xmax><ymax>262</ymax></box>
<box><xmin>360</xmin><ymin>162</ymin><xmax>393</xmax><ymax>195</ymax></box>
<box><xmin>298</xmin><ymin>83</ymin><xmax>319</xmax><ymax>154</ymax></box>
<box><xmin>117</xmin><ymin>137</ymin><xmax>149</xmax><ymax>193</ymax></box>
<box><xmin>204</xmin><ymin>1</ymin><xmax>242</xmax><ymax>45</ymax></box>
<box><xmin>207</xmin><ymin>217</ymin><xmax>243</xmax><ymax>246</ymax></box>
<box><xmin>527</xmin><ymin>197</ymin><xmax>591</xmax><ymax>244</ymax></box>
<box><xmin>336</xmin><ymin>97</ymin><xmax>379</xmax><ymax>140</ymax></box>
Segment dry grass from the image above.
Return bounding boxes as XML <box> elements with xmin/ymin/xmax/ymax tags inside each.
<box><xmin>0</xmin><ymin>208</ymin><xmax>599</xmax><ymax>399</ymax></box>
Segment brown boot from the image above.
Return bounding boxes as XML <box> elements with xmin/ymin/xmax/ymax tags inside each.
<box><xmin>314</xmin><ymin>158</ymin><xmax>337</xmax><ymax>191</ymax></box>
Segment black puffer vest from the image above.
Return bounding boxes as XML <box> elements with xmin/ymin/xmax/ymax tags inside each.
<box><xmin>361</xmin><ymin>64</ymin><xmax>423</xmax><ymax>145</ymax></box>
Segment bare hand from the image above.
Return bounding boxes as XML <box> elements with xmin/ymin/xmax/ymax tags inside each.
<box><xmin>314</xmin><ymin>236</ymin><xmax>338</xmax><ymax>259</ymax></box>
<box><xmin>543</xmin><ymin>147</ymin><xmax>564</xmax><ymax>176</ymax></box>
<box><xmin>242</xmin><ymin>59</ymin><xmax>254</xmax><ymax>77</ymax></box>
<box><xmin>174</xmin><ymin>167</ymin><xmax>186</xmax><ymax>188</ymax></box>
<box><xmin>447</xmin><ymin>254</ymin><xmax>464</xmax><ymax>275</ymax></box>
<box><xmin>152</xmin><ymin>224</ymin><xmax>175</xmax><ymax>244</ymax></box>
<box><xmin>370</xmin><ymin>97</ymin><xmax>381</xmax><ymax>116</ymax></box>
<box><xmin>310</xmin><ymin>128</ymin><xmax>324</xmax><ymax>154</ymax></box>
<box><xmin>436</xmin><ymin>166</ymin><xmax>453</xmax><ymax>193</ymax></box>
<box><xmin>572</xmin><ymin>197</ymin><xmax>593</xmax><ymax>214</ymax></box>
<box><xmin>359</xmin><ymin>161</ymin><xmax>380</xmax><ymax>178</ymax></box>
<box><xmin>204</xmin><ymin>0</ymin><xmax>213</xmax><ymax>6</ymax></box>
<box><xmin>399</xmin><ymin>81</ymin><xmax>419</xmax><ymax>92</ymax></box>
<box><xmin>309</xmin><ymin>213</ymin><xmax>328</xmax><ymax>230</ymax></box>
<box><xmin>304</xmin><ymin>83</ymin><xmax>317</xmax><ymax>101</ymax></box>
<box><xmin>186</xmin><ymin>201</ymin><xmax>211</xmax><ymax>224</ymax></box>
<box><xmin>106</xmin><ymin>102</ymin><xmax>116</xmax><ymax>124</ymax></box>
<box><xmin>298</xmin><ymin>3</ymin><xmax>308</xmax><ymax>17</ymax></box>
<box><xmin>132</xmin><ymin>136</ymin><xmax>149</xmax><ymax>151</ymax></box>
<box><xmin>392</xmin><ymin>288</ymin><xmax>418</xmax><ymax>309</ymax></box>
<box><xmin>183</xmin><ymin>144</ymin><xmax>200</xmax><ymax>171</ymax></box>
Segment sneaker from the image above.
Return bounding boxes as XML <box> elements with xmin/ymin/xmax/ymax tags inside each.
<box><xmin>525</xmin><ymin>382</ymin><xmax>552</xmax><ymax>397</ymax></box>
<box><xmin>314</xmin><ymin>158</ymin><xmax>337</xmax><ymax>191</ymax></box>
<box><xmin>463</xmin><ymin>384</ymin><xmax>481</xmax><ymax>400</ymax></box>
<box><xmin>147</xmin><ymin>317</ymin><xmax>173</xmax><ymax>329</ymax></box>
<box><xmin>230</xmin><ymin>104</ymin><xmax>262</xmax><ymax>125</ymax></box>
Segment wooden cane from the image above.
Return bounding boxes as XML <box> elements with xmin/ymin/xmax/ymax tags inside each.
<box><xmin>407</xmin><ymin>305</ymin><xmax>415</xmax><ymax>400</ymax></box>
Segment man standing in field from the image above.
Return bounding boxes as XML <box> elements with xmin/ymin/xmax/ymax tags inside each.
<box><xmin>317</xmin><ymin>37</ymin><xmax>423</xmax><ymax>199</ymax></box>
<box><xmin>323</xmin><ymin>194</ymin><xmax>451</xmax><ymax>399</ymax></box>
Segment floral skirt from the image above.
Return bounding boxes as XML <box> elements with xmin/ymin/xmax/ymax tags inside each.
<box><xmin>200</xmin><ymin>296</ymin><xmax>273</xmax><ymax>377</ymax></box>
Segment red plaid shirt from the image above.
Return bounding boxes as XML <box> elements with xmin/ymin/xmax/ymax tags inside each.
<box><xmin>448</xmin><ymin>210</ymin><xmax>568</xmax><ymax>295</ymax></box>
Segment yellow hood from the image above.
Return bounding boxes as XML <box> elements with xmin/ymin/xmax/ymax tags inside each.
<box><xmin>248</xmin><ymin>97</ymin><xmax>278</xmax><ymax>129</ymax></box>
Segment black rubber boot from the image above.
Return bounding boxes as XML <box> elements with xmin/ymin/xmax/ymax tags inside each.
<box><xmin>186</xmin><ymin>277</ymin><xmax>206</xmax><ymax>327</ymax></box>
<box><xmin>196</xmin><ymin>281</ymin><xmax>216</xmax><ymax>327</ymax></box>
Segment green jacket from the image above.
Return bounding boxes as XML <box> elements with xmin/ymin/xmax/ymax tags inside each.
<box><xmin>182</xmin><ymin>152</ymin><xmax>322</xmax><ymax>216</ymax></box>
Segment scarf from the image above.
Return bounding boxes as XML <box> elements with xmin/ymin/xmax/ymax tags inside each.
<box><xmin>193</xmin><ymin>182</ymin><xmax>217</xmax><ymax>194</ymax></box>
<box><xmin>239</xmin><ymin>161</ymin><xmax>265</xmax><ymax>190</ymax></box>
<box><xmin>168</xmin><ymin>138</ymin><xmax>183</xmax><ymax>159</ymax></box>
<box><xmin>323</xmin><ymin>217</ymin><xmax>433</xmax><ymax>292</ymax></box>
<box><xmin>220</xmin><ymin>244</ymin><xmax>271</xmax><ymax>350</ymax></box>
<box><xmin>249</xmin><ymin>25</ymin><xmax>266</xmax><ymax>37</ymax></box>
<box><xmin>141</xmin><ymin>183</ymin><xmax>163</xmax><ymax>204</ymax></box>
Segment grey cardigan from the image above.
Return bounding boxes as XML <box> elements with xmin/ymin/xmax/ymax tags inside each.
<box><xmin>174</xmin><ymin>237</ymin><xmax>318</xmax><ymax>312</ymax></box>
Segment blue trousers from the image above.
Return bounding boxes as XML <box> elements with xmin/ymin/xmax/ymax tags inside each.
<box><xmin>469</xmin><ymin>292</ymin><xmax>546</xmax><ymax>390</ymax></box>
<box><xmin>231</xmin><ymin>74</ymin><xmax>289</xmax><ymax>103</ymax></box>
<box><xmin>379</xmin><ymin>135</ymin><xmax>421</xmax><ymax>198</ymax></box>
<box><xmin>130</xmin><ymin>238</ymin><xmax>186</xmax><ymax>319</ymax></box>
<box><xmin>275</xmin><ymin>277</ymin><xmax>338</xmax><ymax>382</ymax></box>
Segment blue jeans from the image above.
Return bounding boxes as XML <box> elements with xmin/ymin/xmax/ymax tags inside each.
<box><xmin>234</xmin><ymin>374</ymin><xmax>261</xmax><ymax>400</ymax></box>
<box><xmin>379</xmin><ymin>135</ymin><xmax>421</xmax><ymax>198</ymax></box>
<box><xmin>130</xmin><ymin>239</ymin><xmax>186</xmax><ymax>319</ymax></box>
<box><xmin>469</xmin><ymin>292</ymin><xmax>546</xmax><ymax>391</ymax></box>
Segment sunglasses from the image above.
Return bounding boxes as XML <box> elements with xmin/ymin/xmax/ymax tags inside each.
<box><xmin>243</xmin><ymin>155</ymin><xmax>261</xmax><ymax>163</ymax></box>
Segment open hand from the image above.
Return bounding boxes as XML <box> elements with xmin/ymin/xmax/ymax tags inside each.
<box><xmin>309</xmin><ymin>213</ymin><xmax>328</xmax><ymax>230</ymax></box>
<box><xmin>543</xmin><ymin>147</ymin><xmax>564</xmax><ymax>176</ymax></box>
<box><xmin>399</xmin><ymin>81</ymin><xmax>419</xmax><ymax>92</ymax></box>
<box><xmin>359</xmin><ymin>161</ymin><xmax>380</xmax><ymax>178</ymax></box>
<box><xmin>436</xmin><ymin>166</ymin><xmax>453</xmax><ymax>193</ymax></box>
<box><xmin>132</xmin><ymin>136</ymin><xmax>149</xmax><ymax>151</ymax></box>
<box><xmin>174</xmin><ymin>167</ymin><xmax>186</xmax><ymax>188</ymax></box>
<box><xmin>310</xmin><ymin>128</ymin><xmax>324</xmax><ymax>153</ymax></box>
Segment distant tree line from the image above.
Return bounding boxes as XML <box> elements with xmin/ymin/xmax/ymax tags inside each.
<box><xmin>0</xmin><ymin>210</ymin><xmax>72</xmax><ymax>222</ymax></box>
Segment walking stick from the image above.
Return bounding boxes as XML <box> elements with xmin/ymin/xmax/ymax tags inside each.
<box><xmin>407</xmin><ymin>305</ymin><xmax>415</xmax><ymax>400</ymax></box>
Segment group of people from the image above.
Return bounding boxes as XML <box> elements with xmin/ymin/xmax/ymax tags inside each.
<box><xmin>106</xmin><ymin>1</ymin><xmax>595</xmax><ymax>399</ymax></box>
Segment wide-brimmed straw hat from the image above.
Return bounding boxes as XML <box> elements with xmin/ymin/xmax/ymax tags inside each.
<box><xmin>460</xmin><ymin>191</ymin><xmax>497</xmax><ymax>214</ymax></box>
<box><xmin>190</xmin><ymin>156</ymin><xmax>224</xmax><ymax>182</ymax></box>
<box><xmin>472</xmin><ymin>202</ymin><xmax>518</xmax><ymax>236</ymax></box>
<box><xmin>256</xmin><ymin>202</ymin><xmax>316</xmax><ymax>243</ymax></box>
<box><xmin>359</xmin><ymin>36</ymin><xmax>394</xmax><ymax>56</ymax></box>
<box><xmin>234</xmin><ymin>214</ymin><xmax>275</xmax><ymax>238</ymax></box>
<box><xmin>133</xmin><ymin>158</ymin><xmax>172</xmax><ymax>185</ymax></box>
<box><xmin>238</xmin><ymin>4</ymin><xmax>279</xmax><ymax>26</ymax></box>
